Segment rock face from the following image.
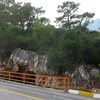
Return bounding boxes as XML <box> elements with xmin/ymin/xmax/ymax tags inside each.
<box><xmin>7</xmin><ymin>48</ymin><xmax>47</xmax><ymax>74</ymax></box>
<box><xmin>71</xmin><ymin>65</ymin><xmax>90</xmax><ymax>80</ymax></box>
<box><xmin>6</xmin><ymin>49</ymin><xmax>100</xmax><ymax>88</ymax></box>
<box><xmin>69</xmin><ymin>65</ymin><xmax>100</xmax><ymax>88</ymax></box>
<box><xmin>90</xmin><ymin>68</ymin><xmax>100</xmax><ymax>78</ymax></box>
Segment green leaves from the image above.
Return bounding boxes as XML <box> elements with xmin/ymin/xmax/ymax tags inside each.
<box><xmin>56</xmin><ymin>1</ymin><xmax>94</xmax><ymax>31</ymax></box>
<box><xmin>32</xmin><ymin>19</ymin><xmax>55</xmax><ymax>54</ymax></box>
<box><xmin>47</xmin><ymin>30</ymin><xmax>100</xmax><ymax>74</ymax></box>
<box><xmin>0</xmin><ymin>1</ymin><xmax>45</xmax><ymax>30</ymax></box>
<box><xmin>0</xmin><ymin>0</ymin><xmax>99</xmax><ymax>75</ymax></box>
<box><xmin>56</xmin><ymin>1</ymin><xmax>80</xmax><ymax>30</ymax></box>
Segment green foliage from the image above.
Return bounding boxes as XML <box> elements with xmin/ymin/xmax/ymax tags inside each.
<box><xmin>84</xmin><ymin>37</ymin><xmax>100</xmax><ymax>65</ymax></box>
<box><xmin>9</xmin><ymin>2</ymin><xmax>36</xmax><ymax>29</ymax></box>
<box><xmin>56</xmin><ymin>1</ymin><xmax>80</xmax><ymax>30</ymax></box>
<box><xmin>0</xmin><ymin>0</ymin><xmax>46</xmax><ymax>60</ymax></box>
<box><xmin>56</xmin><ymin>1</ymin><xmax>94</xmax><ymax>31</ymax></box>
<box><xmin>48</xmin><ymin>29</ymin><xmax>100</xmax><ymax>75</ymax></box>
<box><xmin>0</xmin><ymin>29</ymin><xmax>17</xmax><ymax>60</ymax></box>
<box><xmin>32</xmin><ymin>19</ymin><xmax>55</xmax><ymax>54</ymax></box>
<box><xmin>0</xmin><ymin>0</ymin><xmax>100</xmax><ymax>76</ymax></box>
<box><xmin>95</xmin><ymin>73</ymin><xmax>100</xmax><ymax>81</ymax></box>
<box><xmin>0</xmin><ymin>0</ymin><xmax>45</xmax><ymax>30</ymax></box>
<box><xmin>47</xmin><ymin>30</ymin><xmax>86</xmax><ymax>73</ymax></box>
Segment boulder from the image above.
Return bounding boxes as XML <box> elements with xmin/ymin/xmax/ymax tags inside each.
<box><xmin>7</xmin><ymin>48</ymin><xmax>48</xmax><ymax>74</ymax></box>
<box><xmin>66</xmin><ymin>65</ymin><xmax>100</xmax><ymax>88</ymax></box>
<box><xmin>90</xmin><ymin>68</ymin><xmax>99</xmax><ymax>78</ymax></box>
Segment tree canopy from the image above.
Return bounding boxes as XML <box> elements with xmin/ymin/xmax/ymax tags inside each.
<box><xmin>56</xmin><ymin>1</ymin><xmax>94</xmax><ymax>31</ymax></box>
<box><xmin>0</xmin><ymin>0</ymin><xmax>100</xmax><ymax>75</ymax></box>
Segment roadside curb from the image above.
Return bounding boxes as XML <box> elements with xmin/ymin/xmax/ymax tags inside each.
<box><xmin>69</xmin><ymin>89</ymin><xmax>100</xmax><ymax>99</ymax></box>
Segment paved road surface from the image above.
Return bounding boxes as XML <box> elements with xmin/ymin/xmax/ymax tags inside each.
<box><xmin>0</xmin><ymin>80</ymin><xmax>99</xmax><ymax>100</ymax></box>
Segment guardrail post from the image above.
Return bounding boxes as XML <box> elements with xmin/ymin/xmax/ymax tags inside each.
<box><xmin>9</xmin><ymin>72</ymin><xmax>10</xmax><ymax>81</ymax></box>
<box><xmin>68</xmin><ymin>78</ymin><xmax>70</xmax><ymax>93</ymax></box>
<box><xmin>41</xmin><ymin>75</ymin><xmax>43</xmax><ymax>87</ymax></box>
<box><xmin>23</xmin><ymin>74</ymin><xmax>25</xmax><ymax>83</ymax></box>
<box><xmin>64</xmin><ymin>77</ymin><xmax>67</xmax><ymax>93</ymax></box>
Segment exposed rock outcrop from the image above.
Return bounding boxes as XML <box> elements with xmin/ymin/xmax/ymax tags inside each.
<box><xmin>66</xmin><ymin>65</ymin><xmax>100</xmax><ymax>88</ymax></box>
<box><xmin>7</xmin><ymin>48</ymin><xmax>47</xmax><ymax>74</ymax></box>
<box><xmin>5</xmin><ymin>48</ymin><xmax>100</xmax><ymax>89</ymax></box>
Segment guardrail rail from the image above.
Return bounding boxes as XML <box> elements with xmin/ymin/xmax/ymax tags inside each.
<box><xmin>0</xmin><ymin>70</ymin><xmax>70</xmax><ymax>92</ymax></box>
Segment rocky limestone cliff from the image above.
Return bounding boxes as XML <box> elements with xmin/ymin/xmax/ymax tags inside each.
<box><xmin>66</xmin><ymin>65</ymin><xmax>100</xmax><ymax>88</ymax></box>
<box><xmin>4</xmin><ymin>48</ymin><xmax>100</xmax><ymax>88</ymax></box>
<box><xmin>7</xmin><ymin>48</ymin><xmax>47</xmax><ymax>74</ymax></box>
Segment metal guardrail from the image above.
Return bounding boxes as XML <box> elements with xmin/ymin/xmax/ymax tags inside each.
<box><xmin>0</xmin><ymin>71</ymin><xmax>70</xmax><ymax>92</ymax></box>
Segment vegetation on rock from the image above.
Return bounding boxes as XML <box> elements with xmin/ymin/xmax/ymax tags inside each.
<box><xmin>0</xmin><ymin>0</ymin><xmax>100</xmax><ymax>79</ymax></box>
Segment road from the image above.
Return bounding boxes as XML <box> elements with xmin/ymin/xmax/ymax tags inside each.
<box><xmin>0</xmin><ymin>80</ymin><xmax>98</xmax><ymax>100</ymax></box>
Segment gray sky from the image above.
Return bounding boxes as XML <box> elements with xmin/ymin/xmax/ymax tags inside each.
<box><xmin>16</xmin><ymin>0</ymin><xmax>100</xmax><ymax>25</ymax></box>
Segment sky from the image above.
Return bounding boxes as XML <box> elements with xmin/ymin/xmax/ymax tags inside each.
<box><xmin>16</xmin><ymin>0</ymin><xmax>100</xmax><ymax>25</ymax></box>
